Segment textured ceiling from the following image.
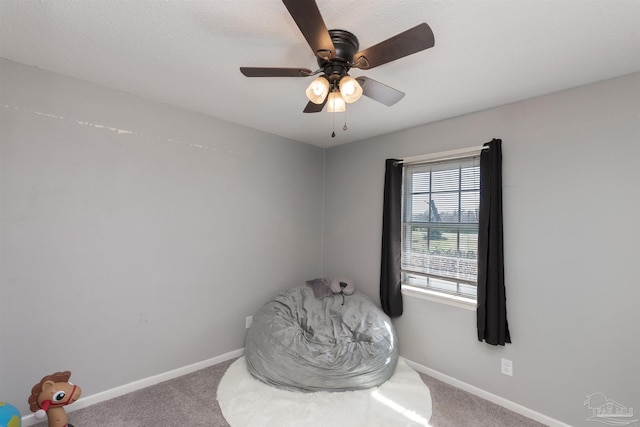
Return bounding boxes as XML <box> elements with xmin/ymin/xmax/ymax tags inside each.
<box><xmin>1</xmin><ymin>0</ymin><xmax>639</xmax><ymax>148</ymax></box>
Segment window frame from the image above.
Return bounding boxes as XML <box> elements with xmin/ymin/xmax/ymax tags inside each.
<box><xmin>399</xmin><ymin>148</ymin><xmax>483</xmax><ymax>309</ymax></box>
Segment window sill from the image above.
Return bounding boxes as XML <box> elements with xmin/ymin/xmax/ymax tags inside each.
<box><xmin>401</xmin><ymin>284</ymin><xmax>477</xmax><ymax>311</ymax></box>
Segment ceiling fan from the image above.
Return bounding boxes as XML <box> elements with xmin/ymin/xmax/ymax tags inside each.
<box><xmin>240</xmin><ymin>0</ymin><xmax>435</xmax><ymax>114</ymax></box>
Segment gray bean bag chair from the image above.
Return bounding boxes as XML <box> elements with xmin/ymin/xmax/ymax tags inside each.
<box><xmin>244</xmin><ymin>283</ymin><xmax>398</xmax><ymax>392</ymax></box>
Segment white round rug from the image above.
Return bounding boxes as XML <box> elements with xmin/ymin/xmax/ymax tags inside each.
<box><xmin>217</xmin><ymin>356</ymin><xmax>432</xmax><ymax>427</ymax></box>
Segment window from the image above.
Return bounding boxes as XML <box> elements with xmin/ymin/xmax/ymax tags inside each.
<box><xmin>401</xmin><ymin>155</ymin><xmax>480</xmax><ymax>300</ymax></box>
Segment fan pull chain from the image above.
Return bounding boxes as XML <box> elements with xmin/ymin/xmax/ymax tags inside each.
<box><xmin>331</xmin><ymin>109</ymin><xmax>336</xmax><ymax>138</ymax></box>
<box><xmin>343</xmin><ymin>109</ymin><xmax>348</xmax><ymax>131</ymax></box>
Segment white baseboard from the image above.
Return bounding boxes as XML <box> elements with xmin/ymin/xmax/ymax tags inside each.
<box><xmin>403</xmin><ymin>358</ymin><xmax>572</xmax><ymax>427</ymax></box>
<box><xmin>22</xmin><ymin>348</ymin><xmax>244</xmax><ymax>427</ymax></box>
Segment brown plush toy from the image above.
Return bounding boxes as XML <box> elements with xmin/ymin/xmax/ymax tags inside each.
<box><xmin>28</xmin><ymin>371</ymin><xmax>81</xmax><ymax>427</ymax></box>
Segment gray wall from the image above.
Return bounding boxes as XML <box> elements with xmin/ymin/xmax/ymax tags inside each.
<box><xmin>322</xmin><ymin>72</ymin><xmax>640</xmax><ymax>426</ymax></box>
<box><xmin>0</xmin><ymin>59</ymin><xmax>324</xmax><ymax>414</ymax></box>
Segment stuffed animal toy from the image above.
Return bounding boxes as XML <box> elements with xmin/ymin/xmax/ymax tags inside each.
<box><xmin>331</xmin><ymin>277</ymin><xmax>355</xmax><ymax>304</ymax></box>
<box><xmin>330</xmin><ymin>277</ymin><xmax>355</xmax><ymax>295</ymax></box>
<box><xmin>28</xmin><ymin>371</ymin><xmax>81</xmax><ymax>427</ymax></box>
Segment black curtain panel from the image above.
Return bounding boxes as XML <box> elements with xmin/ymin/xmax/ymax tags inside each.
<box><xmin>477</xmin><ymin>139</ymin><xmax>511</xmax><ymax>345</ymax></box>
<box><xmin>380</xmin><ymin>159</ymin><xmax>403</xmax><ymax>317</ymax></box>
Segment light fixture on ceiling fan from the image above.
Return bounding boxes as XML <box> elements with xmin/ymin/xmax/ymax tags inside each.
<box><xmin>305</xmin><ymin>74</ymin><xmax>363</xmax><ymax>112</ymax></box>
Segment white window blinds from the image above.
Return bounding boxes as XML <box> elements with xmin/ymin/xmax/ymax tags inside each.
<box><xmin>401</xmin><ymin>155</ymin><xmax>481</xmax><ymax>298</ymax></box>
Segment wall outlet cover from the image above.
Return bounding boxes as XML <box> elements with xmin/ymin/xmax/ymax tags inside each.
<box><xmin>501</xmin><ymin>358</ymin><xmax>513</xmax><ymax>376</ymax></box>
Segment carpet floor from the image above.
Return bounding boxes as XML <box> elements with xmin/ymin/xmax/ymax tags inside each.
<box><xmin>31</xmin><ymin>358</ymin><xmax>546</xmax><ymax>427</ymax></box>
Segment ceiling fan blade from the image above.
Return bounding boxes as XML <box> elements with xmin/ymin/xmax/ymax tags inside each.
<box><xmin>282</xmin><ymin>0</ymin><xmax>335</xmax><ymax>60</ymax></box>
<box><xmin>240</xmin><ymin>67</ymin><xmax>313</xmax><ymax>77</ymax></box>
<box><xmin>353</xmin><ymin>23</ymin><xmax>435</xmax><ymax>70</ymax></box>
<box><xmin>303</xmin><ymin>97</ymin><xmax>327</xmax><ymax>113</ymax></box>
<box><xmin>355</xmin><ymin>76</ymin><xmax>405</xmax><ymax>106</ymax></box>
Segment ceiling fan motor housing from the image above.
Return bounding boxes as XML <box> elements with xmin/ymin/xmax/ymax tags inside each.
<box><xmin>318</xmin><ymin>29</ymin><xmax>359</xmax><ymax>81</ymax></box>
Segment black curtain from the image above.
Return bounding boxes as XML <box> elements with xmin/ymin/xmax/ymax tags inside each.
<box><xmin>380</xmin><ymin>159</ymin><xmax>403</xmax><ymax>317</ymax></box>
<box><xmin>477</xmin><ymin>139</ymin><xmax>511</xmax><ymax>345</ymax></box>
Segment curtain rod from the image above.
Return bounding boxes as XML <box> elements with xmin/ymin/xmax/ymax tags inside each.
<box><xmin>395</xmin><ymin>145</ymin><xmax>489</xmax><ymax>166</ymax></box>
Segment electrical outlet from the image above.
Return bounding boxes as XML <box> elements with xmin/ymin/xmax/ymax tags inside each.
<box><xmin>501</xmin><ymin>358</ymin><xmax>513</xmax><ymax>376</ymax></box>
<box><xmin>245</xmin><ymin>316</ymin><xmax>253</xmax><ymax>329</ymax></box>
